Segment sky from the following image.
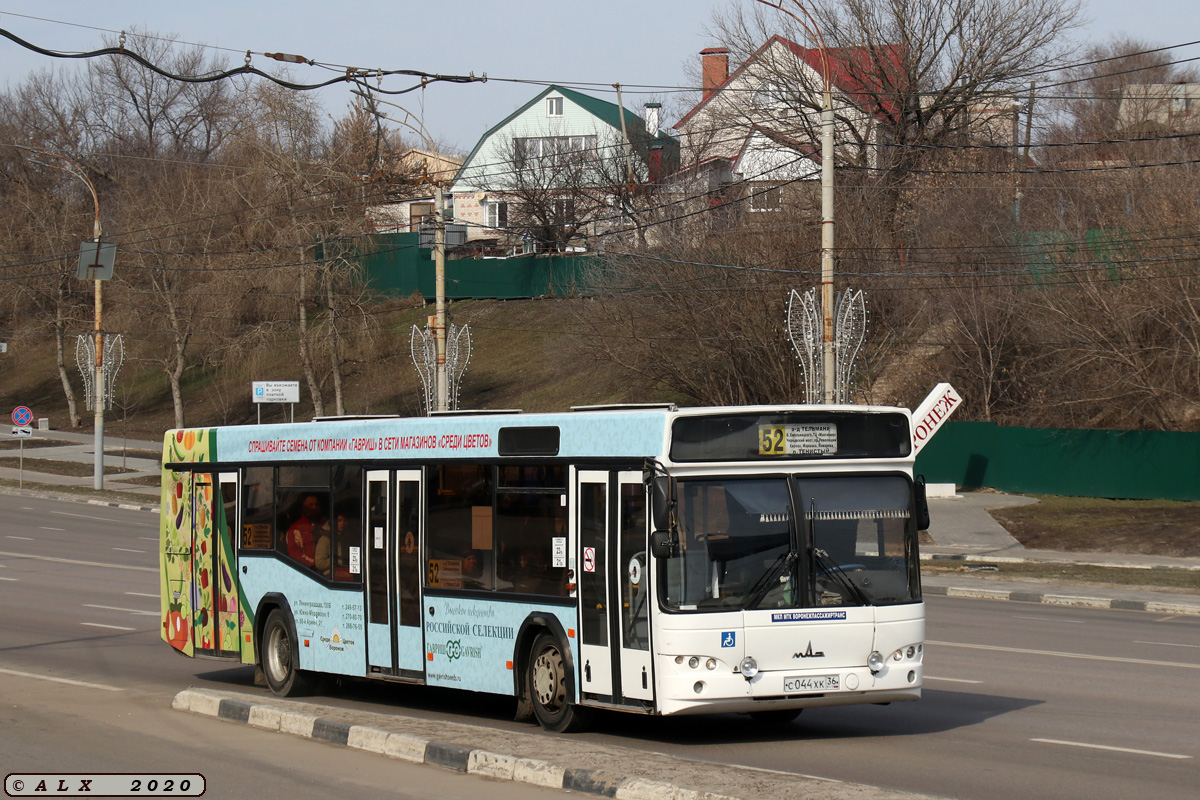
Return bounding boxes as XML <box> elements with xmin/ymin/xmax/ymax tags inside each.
<box><xmin>0</xmin><ymin>1</ymin><xmax>1195</xmax><ymax>153</ymax></box>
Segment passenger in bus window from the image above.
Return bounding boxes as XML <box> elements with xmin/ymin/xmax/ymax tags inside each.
<box><xmin>314</xmin><ymin>515</ymin><xmax>337</xmax><ymax>577</ymax></box>
<box><xmin>287</xmin><ymin>494</ymin><xmax>328</xmax><ymax>570</ymax></box>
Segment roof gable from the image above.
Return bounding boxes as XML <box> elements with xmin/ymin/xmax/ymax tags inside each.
<box><xmin>454</xmin><ymin>85</ymin><xmax>670</xmax><ymax>185</ymax></box>
<box><xmin>676</xmin><ymin>35</ymin><xmax>905</xmax><ymax>128</ymax></box>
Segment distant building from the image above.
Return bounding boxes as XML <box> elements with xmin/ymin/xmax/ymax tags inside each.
<box><xmin>1118</xmin><ymin>83</ymin><xmax>1200</xmax><ymax>134</ymax></box>
<box><xmin>450</xmin><ymin>85</ymin><xmax>677</xmax><ymax>252</ymax></box>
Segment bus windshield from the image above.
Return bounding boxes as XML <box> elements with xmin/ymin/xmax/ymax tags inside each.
<box><xmin>661</xmin><ymin>475</ymin><xmax>919</xmax><ymax>611</ymax></box>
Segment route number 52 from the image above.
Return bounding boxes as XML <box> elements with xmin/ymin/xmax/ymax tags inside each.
<box><xmin>759</xmin><ymin>426</ymin><xmax>785</xmax><ymax>455</ymax></box>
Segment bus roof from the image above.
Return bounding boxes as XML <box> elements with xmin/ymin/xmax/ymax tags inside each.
<box><xmin>164</xmin><ymin>403</ymin><xmax>915</xmax><ymax>466</ymax></box>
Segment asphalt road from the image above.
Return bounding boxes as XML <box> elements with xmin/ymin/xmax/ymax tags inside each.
<box><xmin>1</xmin><ymin>492</ymin><xmax>1196</xmax><ymax>800</ymax></box>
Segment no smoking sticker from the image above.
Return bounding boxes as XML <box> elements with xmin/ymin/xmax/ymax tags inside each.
<box><xmin>583</xmin><ymin>546</ymin><xmax>596</xmax><ymax>573</ymax></box>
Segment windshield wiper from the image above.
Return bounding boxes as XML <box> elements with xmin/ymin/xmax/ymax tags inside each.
<box><xmin>745</xmin><ymin>548</ymin><xmax>797</xmax><ymax>610</ymax></box>
<box><xmin>811</xmin><ymin>547</ymin><xmax>870</xmax><ymax>606</ymax></box>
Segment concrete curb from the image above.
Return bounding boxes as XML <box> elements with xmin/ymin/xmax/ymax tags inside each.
<box><xmin>922</xmin><ymin>584</ymin><xmax>1200</xmax><ymax>616</ymax></box>
<box><xmin>923</xmin><ymin>553</ymin><xmax>1200</xmax><ymax>572</ymax></box>
<box><xmin>0</xmin><ymin>485</ymin><xmax>158</xmax><ymax>514</ymax></box>
<box><xmin>173</xmin><ymin>688</ymin><xmax>741</xmax><ymax>800</ymax></box>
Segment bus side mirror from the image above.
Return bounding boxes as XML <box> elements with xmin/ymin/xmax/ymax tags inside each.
<box><xmin>651</xmin><ymin>530</ymin><xmax>674</xmax><ymax>559</ymax></box>
<box><xmin>650</xmin><ymin>475</ymin><xmax>672</xmax><ymax>531</ymax></box>
<box><xmin>914</xmin><ymin>474</ymin><xmax>931</xmax><ymax>531</ymax></box>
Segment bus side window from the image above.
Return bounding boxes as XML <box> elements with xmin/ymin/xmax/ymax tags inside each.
<box><xmin>240</xmin><ymin>467</ymin><xmax>275</xmax><ymax>550</ymax></box>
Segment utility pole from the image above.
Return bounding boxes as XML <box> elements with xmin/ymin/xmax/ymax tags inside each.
<box><xmin>434</xmin><ymin>184</ymin><xmax>448</xmax><ymax>412</ymax></box>
<box><xmin>819</xmin><ymin>80</ymin><xmax>835</xmax><ymax>404</ymax></box>
<box><xmin>91</xmin><ymin>215</ymin><xmax>105</xmax><ymax>489</ymax></box>
<box><xmin>20</xmin><ymin>147</ymin><xmax>108</xmax><ymax>488</ymax></box>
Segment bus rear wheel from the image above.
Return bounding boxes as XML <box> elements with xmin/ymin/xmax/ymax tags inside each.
<box><xmin>527</xmin><ymin>632</ymin><xmax>591</xmax><ymax>732</ymax></box>
<box><xmin>262</xmin><ymin>609</ymin><xmax>313</xmax><ymax>697</ymax></box>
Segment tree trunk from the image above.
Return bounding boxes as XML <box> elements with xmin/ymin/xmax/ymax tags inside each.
<box><xmin>325</xmin><ymin>267</ymin><xmax>345</xmax><ymax>416</ymax></box>
<box><xmin>298</xmin><ymin>268</ymin><xmax>325</xmax><ymax>417</ymax></box>
<box><xmin>54</xmin><ymin>284</ymin><xmax>81</xmax><ymax>428</ymax></box>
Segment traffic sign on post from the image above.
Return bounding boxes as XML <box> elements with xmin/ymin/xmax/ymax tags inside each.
<box><xmin>77</xmin><ymin>241</ymin><xmax>116</xmax><ymax>281</ymax></box>
<box><xmin>11</xmin><ymin>427</ymin><xmax>31</xmax><ymax>437</ymax></box>
<box><xmin>12</xmin><ymin>407</ymin><xmax>33</xmax><ymax>427</ymax></box>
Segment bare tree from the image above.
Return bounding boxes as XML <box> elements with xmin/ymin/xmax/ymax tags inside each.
<box><xmin>690</xmin><ymin>0</ymin><xmax>1083</xmax><ymax>172</ymax></box>
<box><xmin>1047</xmin><ymin>36</ymin><xmax>1200</xmax><ymax>142</ymax></box>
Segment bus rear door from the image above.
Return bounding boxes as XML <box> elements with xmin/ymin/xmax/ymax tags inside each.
<box><xmin>190</xmin><ymin>471</ymin><xmax>241</xmax><ymax>659</ymax></box>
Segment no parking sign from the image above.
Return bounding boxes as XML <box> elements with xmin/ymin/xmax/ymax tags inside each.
<box><xmin>12</xmin><ymin>406</ymin><xmax>32</xmax><ymax>427</ymax></box>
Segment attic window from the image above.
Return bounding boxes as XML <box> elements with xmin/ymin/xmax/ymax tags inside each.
<box><xmin>753</xmin><ymin>81</ymin><xmax>789</xmax><ymax>109</ymax></box>
<box><xmin>547</xmin><ymin>96</ymin><xmax>564</xmax><ymax>117</ymax></box>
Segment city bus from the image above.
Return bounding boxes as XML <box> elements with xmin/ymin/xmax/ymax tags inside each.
<box><xmin>159</xmin><ymin>398</ymin><xmax>945</xmax><ymax>732</ymax></box>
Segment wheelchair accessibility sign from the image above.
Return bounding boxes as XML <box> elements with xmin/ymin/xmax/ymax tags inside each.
<box><xmin>721</xmin><ymin>631</ymin><xmax>736</xmax><ymax>648</ymax></box>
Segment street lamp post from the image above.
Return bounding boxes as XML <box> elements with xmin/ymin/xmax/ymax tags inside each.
<box><xmin>756</xmin><ymin>0</ymin><xmax>837</xmax><ymax>402</ymax></box>
<box><xmin>21</xmin><ymin>148</ymin><xmax>108</xmax><ymax>488</ymax></box>
<box><xmin>352</xmin><ymin>91</ymin><xmax>453</xmax><ymax>411</ymax></box>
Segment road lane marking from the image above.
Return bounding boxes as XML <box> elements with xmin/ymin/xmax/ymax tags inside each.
<box><xmin>81</xmin><ymin>623</ymin><xmax>137</xmax><ymax>631</ymax></box>
<box><xmin>1016</xmin><ymin>615</ymin><xmax>1086</xmax><ymax>624</ymax></box>
<box><xmin>924</xmin><ymin>676</ymin><xmax>983</xmax><ymax>684</ymax></box>
<box><xmin>125</xmin><ymin>591</ymin><xmax>157</xmax><ymax>598</ymax></box>
<box><xmin>112</xmin><ymin>547</ymin><xmax>145</xmax><ymax>554</ymax></box>
<box><xmin>51</xmin><ymin>510</ymin><xmax>127</xmax><ymax>522</ymax></box>
<box><xmin>0</xmin><ymin>667</ymin><xmax>123</xmax><ymax>692</ymax></box>
<box><xmin>1031</xmin><ymin>738</ymin><xmax>1191</xmax><ymax>760</ymax></box>
<box><xmin>6</xmin><ymin>536</ymin><xmax>32</xmax><ymax>540</ymax></box>
<box><xmin>1135</xmin><ymin>640</ymin><xmax>1200</xmax><ymax>649</ymax></box>
<box><xmin>0</xmin><ymin>576</ymin><xmax>18</xmax><ymax>581</ymax></box>
<box><xmin>83</xmin><ymin>604</ymin><xmax>157</xmax><ymax>616</ymax></box>
<box><xmin>139</xmin><ymin>537</ymin><xmax>156</xmax><ymax>541</ymax></box>
<box><xmin>39</xmin><ymin>527</ymin><xmax>65</xmax><ymax>532</ymax></box>
<box><xmin>0</xmin><ymin>551</ymin><xmax>155</xmax><ymax>573</ymax></box>
<box><xmin>926</xmin><ymin>640</ymin><xmax>1200</xmax><ymax>670</ymax></box>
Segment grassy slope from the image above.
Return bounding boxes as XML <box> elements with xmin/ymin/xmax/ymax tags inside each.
<box><xmin>0</xmin><ymin>298</ymin><xmax>686</xmax><ymax>441</ymax></box>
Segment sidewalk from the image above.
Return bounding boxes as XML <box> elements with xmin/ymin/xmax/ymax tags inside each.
<box><xmin>0</xmin><ymin>428</ymin><xmax>161</xmax><ymax>499</ymax></box>
<box><xmin>922</xmin><ymin>492</ymin><xmax>1200</xmax><ymax>616</ymax></box>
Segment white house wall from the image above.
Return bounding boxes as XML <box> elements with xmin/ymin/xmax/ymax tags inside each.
<box><xmin>734</xmin><ymin>132</ymin><xmax>821</xmax><ymax>183</ymax></box>
<box><xmin>451</xmin><ymin>91</ymin><xmax>629</xmax><ymax>241</ymax></box>
<box><xmin>678</xmin><ymin>39</ymin><xmax>877</xmax><ymax>170</ymax></box>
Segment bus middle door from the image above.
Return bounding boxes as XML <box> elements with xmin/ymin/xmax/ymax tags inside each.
<box><xmin>365</xmin><ymin>469</ymin><xmax>425</xmax><ymax>679</ymax></box>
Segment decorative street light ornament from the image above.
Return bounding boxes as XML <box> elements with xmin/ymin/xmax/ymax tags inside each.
<box><xmin>75</xmin><ymin>333</ymin><xmax>124</xmax><ymax>411</ymax></box>
<box><xmin>786</xmin><ymin>288</ymin><xmax>822</xmax><ymax>404</ymax></box>
<box><xmin>410</xmin><ymin>322</ymin><xmax>472</xmax><ymax>415</ymax></box>
<box><xmin>786</xmin><ymin>287</ymin><xmax>866</xmax><ymax>404</ymax></box>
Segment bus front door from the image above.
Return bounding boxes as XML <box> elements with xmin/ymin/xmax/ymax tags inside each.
<box><xmin>365</xmin><ymin>470</ymin><xmax>425</xmax><ymax>679</ymax></box>
<box><xmin>577</xmin><ymin>470</ymin><xmax>654</xmax><ymax>706</ymax></box>
<box><xmin>190</xmin><ymin>471</ymin><xmax>241</xmax><ymax>659</ymax></box>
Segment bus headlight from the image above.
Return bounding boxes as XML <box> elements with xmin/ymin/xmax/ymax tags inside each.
<box><xmin>867</xmin><ymin>651</ymin><xmax>884</xmax><ymax>674</ymax></box>
<box><xmin>740</xmin><ymin>656</ymin><xmax>759</xmax><ymax>679</ymax></box>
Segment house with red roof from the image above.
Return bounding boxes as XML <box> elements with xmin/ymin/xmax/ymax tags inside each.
<box><xmin>671</xmin><ymin>36</ymin><xmax>903</xmax><ymax>213</ymax></box>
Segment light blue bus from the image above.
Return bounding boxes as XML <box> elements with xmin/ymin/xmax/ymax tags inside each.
<box><xmin>160</xmin><ymin>402</ymin><xmax>931</xmax><ymax>731</ymax></box>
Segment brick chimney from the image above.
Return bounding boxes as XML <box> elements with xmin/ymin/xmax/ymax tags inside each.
<box><xmin>700</xmin><ymin>47</ymin><xmax>730</xmax><ymax>101</ymax></box>
<box><xmin>644</xmin><ymin>102</ymin><xmax>661</xmax><ymax>135</ymax></box>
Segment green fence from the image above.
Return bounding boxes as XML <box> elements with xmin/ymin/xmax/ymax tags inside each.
<box><xmin>915</xmin><ymin>421</ymin><xmax>1200</xmax><ymax>501</ymax></box>
<box><xmin>354</xmin><ymin>233</ymin><xmax>598</xmax><ymax>299</ymax></box>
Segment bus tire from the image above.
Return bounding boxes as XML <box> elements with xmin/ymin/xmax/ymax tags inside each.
<box><xmin>262</xmin><ymin>609</ymin><xmax>313</xmax><ymax>697</ymax></box>
<box><xmin>527</xmin><ymin>632</ymin><xmax>592</xmax><ymax>733</ymax></box>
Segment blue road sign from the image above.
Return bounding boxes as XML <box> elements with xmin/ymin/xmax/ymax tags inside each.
<box><xmin>12</xmin><ymin>406</ymin><xmax>32</xmax><ymax>427</ymax></box>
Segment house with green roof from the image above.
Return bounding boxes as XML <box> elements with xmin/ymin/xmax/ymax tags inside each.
<box><xmin>450</xmin><ymin>85</ymin><xmax>677</xmax><ymax>252</ymax></box>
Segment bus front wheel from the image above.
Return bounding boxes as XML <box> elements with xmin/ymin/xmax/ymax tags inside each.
<box><xmin>527</xmin><ymin>632</ymin><xmax>592</xmax><ymax>732</ymax></box>
<box><xmin>262</xmin><ymin>609</ymin><xmax>313</xmax><ymax>697</ymax></box>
